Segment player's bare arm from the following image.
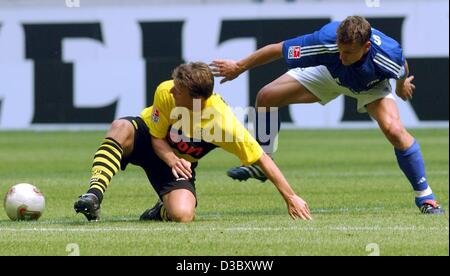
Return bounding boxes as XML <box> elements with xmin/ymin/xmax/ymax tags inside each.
<box><xmin>395</xmin><ymin>60</ymin><xmax>415</xmax><ymax>101</ymax></box>
<box><xmin>151</xmin><ymin>136</ymin><xmax>192</xmax><ymax>180</ymax></box>
<box><xmin>255</xmin><ymin>153</ymin><xmax>312</xmax><ymax>220</ymax></box>
<box><xmin>211</xmin><ymin>42</ymin><xmax>284</xmax><ymax>84</ymax></box>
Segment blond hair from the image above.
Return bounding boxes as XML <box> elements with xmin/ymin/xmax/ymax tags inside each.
<box><xmin>172</xmin><ymin>62</ymin><xmax>214</xmax><ymax>99</ymax></box>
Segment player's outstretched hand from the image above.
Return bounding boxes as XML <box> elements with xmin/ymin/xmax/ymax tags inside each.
<box><xmin>286</xmin><ymin>194</ymin><xmax>312</xmax><ymax>220</ymax></box>
<box><xmin>396</xmin><ymin>75</ymin><xmax>416</xmax><ymax>101</ymax></box>
<box><xmin>210</xmin><ymin>59</ymin><xmax>243</xmax><ymax>84</ymax></box>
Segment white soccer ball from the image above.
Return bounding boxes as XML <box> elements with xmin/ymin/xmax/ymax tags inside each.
<box><xmin>3</xmin><ymin>183</ymin><xmax>45</xmax><ymax>221</ymax></box>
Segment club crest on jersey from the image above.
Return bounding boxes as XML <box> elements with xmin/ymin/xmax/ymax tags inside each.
<box><xmin>288</xmin><ymin>46</ymin><xmax>301</xmax><ymax>59</ymax></box>
<box><xmin>152</xmin><ymin>108</ymin><xmax>160</xmax><ymax>123</ymax></box>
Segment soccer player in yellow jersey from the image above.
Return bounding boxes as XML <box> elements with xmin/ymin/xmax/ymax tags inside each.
<box><xmin>74</xmin><ymin>62</ymin><xmax>311</xmax><ymax>222</ymax></box>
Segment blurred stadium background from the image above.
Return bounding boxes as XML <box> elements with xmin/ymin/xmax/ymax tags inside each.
<box><xmin>0</xmin><ymin>0</ymin><xmax>448</xmax><ymax>256</ymax></box>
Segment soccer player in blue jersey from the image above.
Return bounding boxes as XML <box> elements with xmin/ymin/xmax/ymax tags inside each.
<box><xmin>211</xmin><ymin>16</ymin><xmax>444</xmax><ymax>214</ymax></box>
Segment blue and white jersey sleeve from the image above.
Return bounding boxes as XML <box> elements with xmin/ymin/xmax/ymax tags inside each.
<box><xmin>282</xmin><ymin>22</ymin><xmax>339</xmax><ymax>69</ymax></box>
<box><xmin>371</xmin><ymin>29</ymin><xmax>407</xmax><ymax>80</ymax></box>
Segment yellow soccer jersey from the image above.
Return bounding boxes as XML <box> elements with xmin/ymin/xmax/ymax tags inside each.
<box><xmin>141</xmin><ymin>80</ymin><xmax>263</xmax><ymax>165</ymax></box>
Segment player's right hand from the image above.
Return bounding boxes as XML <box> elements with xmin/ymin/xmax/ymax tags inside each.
<box><xmin>171</xmin><ymin>158</ymin><xmax>192</xmax><ymax>180</ymax></box>
<box><xmin>210</xmin><ymin>59</ymin><xmax>243</xmax><ymax>84</ymax></box>
<box><xmin>286</xmin><ymin>194</ymin><xmax>312</xmax><ymax>220</ymax></box>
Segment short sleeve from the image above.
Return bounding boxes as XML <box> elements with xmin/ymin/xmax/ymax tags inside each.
<box><xmin>145</xmin><ymin>82</ymin><xmax>174</xmax><ymax>139</ymax></box>
<box><xmin>282</xmin><ymin>22</ymin><xmax>339</xmax><ymax>69</ymax></box>
<box><xmin>212</xmin><ymin>108</ymin><xmax>264</xmax><ymax>166</ymax></box>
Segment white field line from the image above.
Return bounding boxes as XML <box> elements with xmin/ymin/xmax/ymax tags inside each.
<box><xmin>0</xmin><ymin>226</ymin><xmax>448</xmax><ymax>233</ymax></box>
<box><xmin>200</xmin><ymin>170</ymin><xmax>449</xmax><ymax>177</ymax></box>
<box><xmin>303</xmin><ymin>171</ymin><xmax>449</xmax><ymax>177</ymax></box>
<box><xmin>312</xmin><ymin>207</ymin><xmax>385</xmax><ymax>213</ymax></box>
<box><xmin>301</xmin><ymin>171</ymin><xmax>449</xmax><ymax>177</ymax></box>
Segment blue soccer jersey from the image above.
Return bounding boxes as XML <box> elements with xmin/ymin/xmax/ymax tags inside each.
<box><xmin>282</xmin><ymin>21</ymin><xmax>406</xmax><ymax>93</ymax></box>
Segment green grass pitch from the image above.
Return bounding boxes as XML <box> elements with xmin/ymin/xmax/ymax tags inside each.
<box><xmin>0</xmin><ymin>129</ymin><xmax>448</xmax><ymax>256</ymax></box>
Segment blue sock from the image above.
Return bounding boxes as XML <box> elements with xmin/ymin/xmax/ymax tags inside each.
<box><xmin>255</xmin><ymin>108</ymin><xmax>280</xmax><ymax>154</ymax></box>
<box><xmin>395</xmin><ymin>140</ymin><xmax>435</xmax><ymax>207</ymax></box>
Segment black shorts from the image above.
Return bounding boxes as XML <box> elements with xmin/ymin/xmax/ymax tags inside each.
<box><xmin>120</xmin><ymin>116</ymin><xmax>197</xmax><ymax>200</ymax></box>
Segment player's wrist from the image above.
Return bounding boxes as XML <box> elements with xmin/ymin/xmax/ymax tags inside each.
<box><xmin>396</xmin><ymin>80</ymin><xmax>405</xmax><ymax>90</ymax></box>
<box><xmin>236</xmin><ymin>61</ymin><xmax>248</xmax><ymax>73</ymax></box>
<box><xmin>167</xmin><ymin>156</ymin><xmax>181</xmax><ymax>168</ymax></box>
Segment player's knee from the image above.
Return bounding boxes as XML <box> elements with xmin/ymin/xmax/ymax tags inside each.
<box><xmin>168</xmin><ymin>207</ymin><xmax>195</xmax><ymax>223</ymax></box>
<box><xmin>385</xmin><ymin>123</ymin><xmax>401</xmax><ymax>137</ymax></box>
<box><xmin>108</xmin><ymin>119</ymin><xmax>135</xmax><ymax>151</ymax></box>
<box><xmin>382</xmin><ymin>121</ymin><xmax>407</xmax><ymax>141</ymax></box>
<box><xmin>110</xmin><ymin>120</ymin><xmax>134</xmax><ymax>139</ymax></box>
<box><xmin>110</xmin><ymin>119</ymin><xmax>132</xmax><ymax>132</ymax></box>
<box><xmin>256</xmin><ymin>86</ymin><xmax>275</xmax><ymax>108</ymax></box>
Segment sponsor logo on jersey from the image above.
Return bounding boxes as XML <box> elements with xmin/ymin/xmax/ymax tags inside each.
<box><xmin>288</xmin><ymin>46</ymin><xmax>301</xmax><ymax>59</ymax></box>
<box><xmin>152</xmin><ymin>108</ymin><xmax>160</xmax><ymax>123</ymax></box>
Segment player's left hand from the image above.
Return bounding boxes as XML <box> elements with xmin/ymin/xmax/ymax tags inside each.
<box><xmin>171</xmin><ymin>158</ymin><xmax>192</xmax><ymax>180</ymax></box>
<box><xmin>396</xmin><ymin>75</ymin><xmax>416</xmax><ymax>101</ymax></box>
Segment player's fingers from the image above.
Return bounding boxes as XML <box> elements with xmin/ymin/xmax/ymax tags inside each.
<box><xmin>293</xmin><ymin>204</ymin><xmax>310</xmax><ymax>220</ymax></box>
<box><xmin>172</xmin><ymin>168</ymin><xmax>179</xmax><ymax>179</ymax></box>
<box><xmin>182</xmin><ymin>168</ymin><xmax>192</xmax><ymax>178</ymax></box>
<box><xmin>296</xmin><ymin>211</ymin><xmax>307</xmax><ymax>220</ymax></box>
<box><xmin>295</xmin><ymin>208</ymin><xmax>307</xmax><ymax>220</ymax></box>
<box><xmin>302</xmin><ymin>209</ymin><xmax>312</xmax><ymax>220</ymax></box>
<box><xmin>181</xmin><ymin>165</ymin><xmax>192</xmax><ymax>179</ymax></box>
<box><xmin>211</xmin><ymin>67</ymin><xmax>224</xmax><ymax>74</ymax></box>
<box><xmin>180</xmin><ymin>159</ymin><xmax>192</xmax><ymax>172</ymax></box>
<box><xmin>210</xmin><ymin>60</ymin><xmax>222</xmax><ymax>66</ymax></box>
<box><xmin>184</xmin><ymin>165</ymin><xmax>192</xmax><ymax>174</ymax></box>
<box><xmin>177</xmin><ymin>167</ymin><xmax>190</xmax><ymax>180</ymax></box>
<box><xmin>211</xmin><ymin>67</ymin><xmax>221</xmax><ymax>73</ymax></box>
<box><xmin>410</xmin><ymin>83</ymin><xmax>416</xmax><ymax>90</ymax></box>
<box><xmin>408</xmin><ymin>75</ymin><xmax>415</xmax><ymax>82</ymax></box>
<box><xmin>176</xmin><ymin>163</ymin><xmax>192</xmax><ymax>179</ymax></box>
<box><xmin>213</xmin><ymin>61</ymin><xmax>229</xmax><ymax>69</ymax></box>
<box><xmin>289</xmin><ymin>211</ymin><xmax>297</xmax><ymax>220</ymax></box>
<box><xmin>407</xmin><ymin>90</ymin><xmax>413</xmax><ymax>99</ymax></box>
<box><xmin>213</xmin><ymin>73</ymin><xmax>226</xmax><ymax>79</ymax></box>
<box><xmin>182</xmin><ymin>159</ymin><xmax>191</xmax><ymax>168</ymax></box>
<box><xmin>305</xmin><ymin>204</ymin><xmax>311</xmax><ymax>214</ymax></box>
<box><xmin>302</xmin><ymin>206</ymin><xmax>311</xmax><ymax>218</ymax></box>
